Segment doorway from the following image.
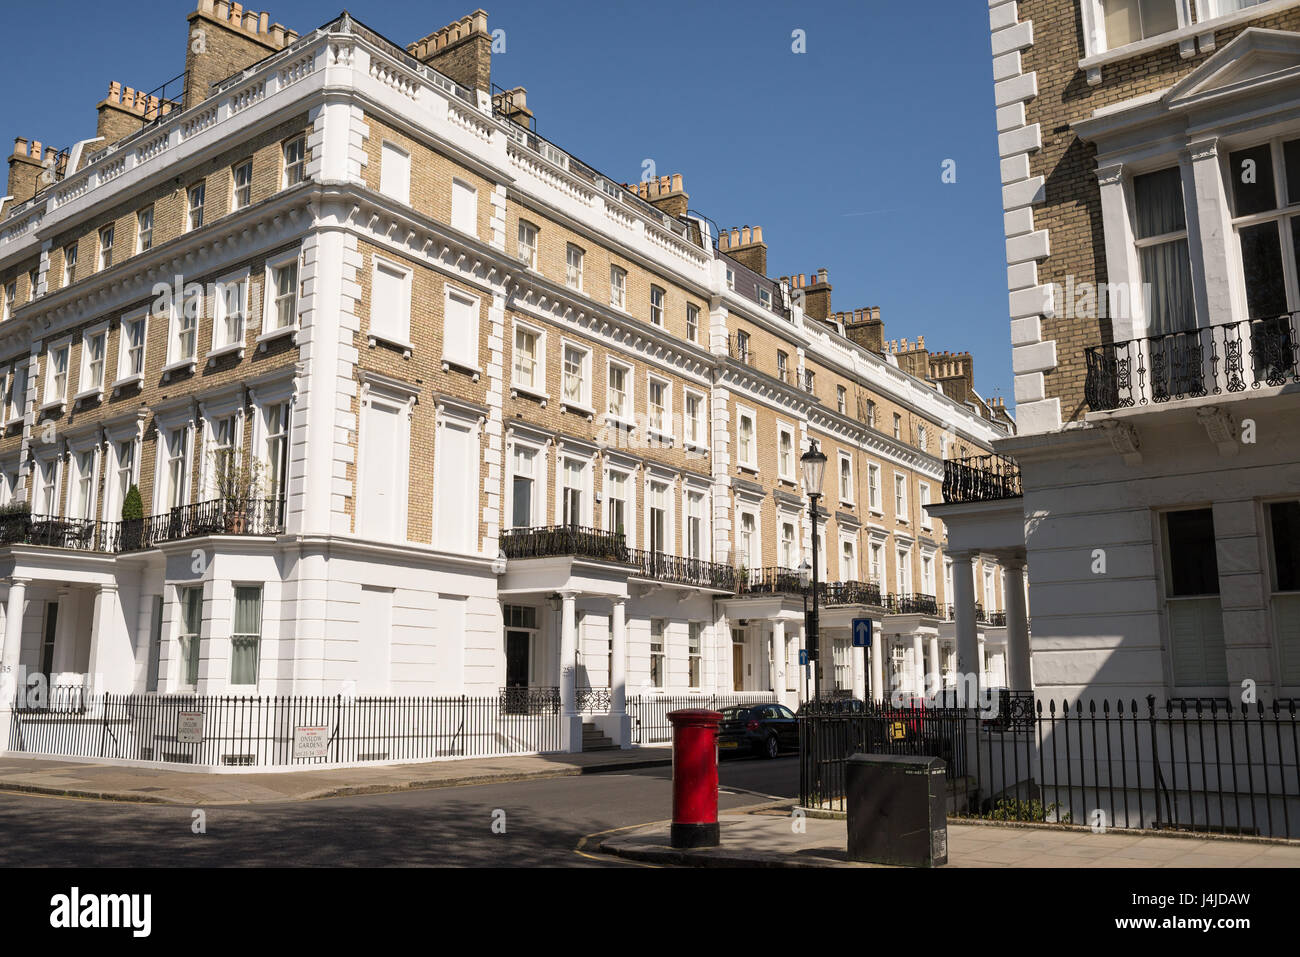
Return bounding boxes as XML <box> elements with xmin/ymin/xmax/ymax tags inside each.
<box><xmin>731</xmin><ymin>627</ymin><xmax>746</xmax><ymax>692</ymax></box>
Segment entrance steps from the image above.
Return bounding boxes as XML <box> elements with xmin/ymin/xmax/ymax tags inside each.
<box><xmin>582</xmin><ymin>721</ymin><xmax>616</xmax><ymax>752</ymax></box>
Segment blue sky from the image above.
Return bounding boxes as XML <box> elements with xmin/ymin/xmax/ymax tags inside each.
<box><xmin>1</xmin><ymin>0</ymin><xmax>1011</xmax><ymax>408</ymax></box>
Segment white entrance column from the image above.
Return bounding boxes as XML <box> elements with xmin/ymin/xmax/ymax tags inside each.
<box><xmin>770</xmin><ymin>620</ymin><xmax>787</xmax><ymax>708</ymax></box>
<box><xmin>87</xmin><ymin>583</ymin><xmax>124</xmax><ymax>693</ymax></box>
<box><xmin>0</xmin><ymin>579</ymin><xmax>30</xmax><ymax>741</ymax></box>
<box><xmin>928</xmin><ymin>635</ymin><xmax>940</xmax><ymax>702</ymax></box>
<box><xmin>610</xmin><ymin>597</ymin><xmax>630</xmax><ymax>749</ymax></box>
<box><xmin>978</xmin><ymin>635</ymin><xmax>988</xmax><ymax>689</ymax></box>
<box><xmin>559</xmin><ymin>591</ymin><xmax>581</xmax><ymax>753</ymax></box>
<box><xmin>1004</xmin><ymin>560</ymin><xmax>1032</xmax><ymax>692</ymax></box>
<box><xmin>911</xmin><ymin>633</ymin><xmax>925</xmax><ymax>699</ymax></box>
<box><xmin>851</xmin><ymin>641</ymin><xmax>866</xmax><ymax>701</ymax></box>
<box><xmin>951</xmin><ymin>551</ymin><xmax>979</xmax><ymax>707</ymax></box>
<box><xmin>869</xmin><ymin>635</ymin><xmax>884</xmax><ymax>704</ymax></box>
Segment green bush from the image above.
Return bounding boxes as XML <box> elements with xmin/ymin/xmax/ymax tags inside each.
<box><xmin>982</xmin><ymin>798</ymin><xmax>1069</xmax><ymax>824</ymax></box>
<box><xmin>121</xmin><ymin>485</ymin><xmax>144</xmax><ymax>521</ymax></box>
<box><xmin>0</xmin><ymin>500</ymin><xmax>30</xmax><ymax>519</ymax></box>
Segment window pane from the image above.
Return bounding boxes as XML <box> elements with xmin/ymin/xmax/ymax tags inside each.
<box><xmin>233</xmin><ymin>586</ymin><xmax>262</xmax><ymax>635</ymax></box>
<box><xmin>1166</xmin><ymin>510</ymin><xmax>1219</xmax><ymax>596</ymax></box>
<box><xmin>1283</xmin><ymin>140</ymin><xmax>1300</xmax><ymax>206</ymax></box>
<box><xmin>1240</xmin><ymin>222</ymin><xmax>1288</xmax><ymax>319</ymax></box>
<box><xmin>1229</xmin><ymin>144</ymin><xmax>1277</xmax><ymax>216</ymax></box>
<box><xmin>1104</xmin><ymin>0</ymin><xmax>1141</xmax><ymax>47</ymax></box>
<box><xmin>1134</xmin><ymin>167</ymin><xmax>1186</xmax><ymax>238</ymax></box>
<box><xmin>1140</xmin><ymin>0</ymin><xmax>1179</xmax><ymax>34</ymax></box>
<box><xmin>1271</xmin><ymin>501</ymin><xmax>1300</xmax><ymax>592</ymax></box>
<box><xmin>1139</xmin><ymin>239</ymin><xmax>1195</xmax><ymax>334</ymax></box>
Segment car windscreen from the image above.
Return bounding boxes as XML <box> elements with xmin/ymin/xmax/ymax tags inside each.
<box><xmin>718</xmin><ymin>707</ymin><xmax>752</xmax><ymax>720</ymax></box>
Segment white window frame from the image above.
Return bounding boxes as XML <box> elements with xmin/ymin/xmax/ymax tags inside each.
<box><xmin>1</xmin><ymin>282</ymin><xmax>13</xmax><ymax>321</ymax></box>
<box><xmin>260</xmin><ymin>250</ymin><xmax>301</xmax><ymax>342</ymax></box>
<box><xmin>511</xmin><ymin>319</ymin><xmax>546</xmax><ymax>400</ymax></box>
<box><xmin>105</xmin><ymin>431</ymin><xmax>139</xmax><ymax>521</ymax></box>
<box><xmin>516</xmin><ymin>220</ymin><xmax>538</xmax><ymax>269</ymax></box>
<box><xmin>645</xmin><ymin>475</ymin><xmax>674</xmax><ymax>555</ymax></box>
<box><xmin>368</xmin><ymin>255</ymin><xmax>414</xmax><ymax>355</ymax></box>
<box><xmin>683</xmin><ymin>388</ymin><xmax>707</xmax><ymax>451</ymax></box>
<box><xmin>837</xmin><ymin>385</ymin><xmax>847</xmax><ymax>414</ymax></box>
<box><xmin>164</xmin><ymin>286</ymin><xmax>199</xmax><ymax>372</ymax></box>
<box><xmin>507</xmin><ymin>439</ymin><xmax>544</xmax><ymax>530</ymax></box>
<box><xmin>136</xmin><ymin>206</ymin><xmax>154</xmax><ymax>253</ymax></box>
<box><xmin>736</xmin><ymin>406</ymin><xmax>758</xmax><ymax>471</ymax></box>
<box><xmin>186</xmin><ymin>183</ymin><xmax>205</xmax><ymax>232</ymax></box>
<box><xmin>98</xmin><ymin>225</ymin><xmax>114</xmax><ymax>271</ymax></box>
<box><xmin>229</xmin><ymin>584</ymin><xmax>264</xmax><ymax>688</ymax></box>
<box><xmin>838</xmin><ymin>452</ymin><xmax>854</xmax><ymax>505</ymax></box>
<box><xmin>557</xmin><ymin>455</ymin><xmax>593</xmax><ymax>528</ymax></box>
<box><xmin>63</xmin><ymin>243</ymin><xmax>78</xmax><ymax>286</ymax></box>
<box><xmin>605</xmin><ymin>359</ymin><xmax>632</xmax><ymax>426</ymax></box>
<box><xmin>779</xmin><ymin>517</ymin><xmax>798</xmax><ymax>569</ymax></box>
<box><xmin>68</xmin><ymin>444</ymin><xmax>99</xmax><ymax>521</ymax></box>
<box><xmin>840</xmin><ymin>536</ymin><xmax>858</xmax><ymax>581</ymax></box>
<box><xmin>211</xmin><ymin>269</ymin><xmax>250</xmax><ymax>358</ymax></box>
<box><xmin>609</xmin><ymin>264</ymin><xmax>627</xmax><ymax>309</ymax></box>
<box><xmin>737</xmin><ymin>507</ymin><xmax>761</xmax><ymax>575</ymax></box>
<box><xmin>156</xmin><ymin>420</ymin><xmax>194</xmax><ymax>512</ymax></box>
<box><xmin>919</xmin><ymin>482</ymin><xmax>932</xmax><ymax>530</ymax></box>
<box><xmin>76</xmin><ymin>323</ymin><xmax>109</xmax><ymax>401</ymax></box>
<box><xmin>894</xmin><ymin>472</ymin><xmax>909</xmax><ymax>523</ymax></box>
<box><xmin>379</xmin><ymin>141</ymin><xmax>411</xmax><ymax>203</ymax></box>
<box><xmin>43</xmin><ymin>340</ymin><xmax>71</xmax><ymax>408</ymax></box>
<box><xmin>1081</xmin><ymin>0</ymin><xmax>1194</xmax><ymax>58</ymax></box>
<box><xmin>897</xmin><ymin>545</ymin><xmax>913</xmax><ymax>594</ymax></box>
<box><xmin>202</xmin><ymin>406</ymin><xmax>244</xmax><ymax>499</ymax></box>
<box><xmin>684</xmin><ymin>485</ymin><xmax>709</xmax><ymax>561</ymax></box>
<box><xmin>441</xmin><ymin>284</ymin><xmax>481</xmax><ymax>373</ymax></box>
<box><xmin>867</xmin><ymin>463</ymin><xmax>882</xmax><ymax>514</ymax></box>
<box><xmin>560</xmin><ymin>340</ymin><xmax>592</xmax><ymax>413</ymax></box>
<box><xmin>921</xmin><ymin>550</ymin><xmax>937</xmax><ymax>597</ymax></box>
<box><xmin>565</xmin><ymin>243</ymin><xmax>584</xmax><ymax>291</ymax></box>
<box><xmin>451</xmin><ymin>178</ymin><xmax>478</xmax><ymax>235</ymax></box>
<box><xmin>777</xmin><ymin>422</ymin><xmax>796</xmax><ymax>482</ymax></box>
<box><xmin>686</xmin><ymin>303</ymin><xmax>699</xmax><ymax>343</ymax></box>
<box><xmin>33</xmin><ymin>453</ymin><xmax>62</xmax><ymax>516</ymax></box>
<box><xmin>4</xmin><ymin>360</ymin><xmax>28</xmax><ymax>425</ymax></box>
<box><xmin>647</xmin><ymin>374</ymin><xmax>672</xmax><ymax>439</ymax></box>
<box><xmin>604</xmin><ymin>465</ymin><xmax>632</xmax><ymax>542</ymax></box>
<box><xmin>649</xmin><ymin>285</ymin><xmax>665</xmax><ymax>326</ymax></box>
<box><xmin>231</xmin><ymin>158</ymin><xmax>254</xmax><ymax>211</ymax></box>
<box><xmin>282</xmin><ymin>135</ymin><xmax>306</xmax><ymax>188</ymax></box>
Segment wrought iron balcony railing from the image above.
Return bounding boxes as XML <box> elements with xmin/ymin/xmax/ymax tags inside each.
<box><xmin>0</xmin><ymin>499</ymin><xmax>286</xmax><ymax>554</ymax></box>
<box><xmin>942</xmin><ymin>454</ymin><xmax>1022</xmax><ymax>504</ymax></box>
<box><xmin>727</xmin><ymin>334</ymin><xmax>753</xmax><ymax>366</ymax></box>
<box><xmin>124</xmin><ymin>498</ymin><xmax>287</xmax><ymax>552</ymax></box>
<box><xmin>0</xmin><ymin>513</ymin><xmax>120</xmax><ymax>552</ymax></box>
<box><xmin>1085</xmin><ymin>313</ymin><xmax>1300</xmax><ymax>411</ymax></box>
<box><xmin>501</xmin><ymin>525</ymin><xmax>632</xmax><ymax>564</ymax></box>
<box><xmin>499</xmin><ymin>686</ymin><xmax>561</xmax><ymax>716</ymax></box>
<box><xmin>627</xmin><ymin>549</ymin><xmax>736</xmax><ymax>591</ymax></box>
<box><xmin>882</xmin><ymin>593</ymin><xmax>940</xmax><ymax>616</ymax></box>
<box><xmin>821</xmin><ymin>580</ymin><xmax>884</xmax><ymax>607</ymax></box>
<box><xmin>736</xmin><ymin>565</ymin><xmax>806</xmax><ymax>596</ymax></box>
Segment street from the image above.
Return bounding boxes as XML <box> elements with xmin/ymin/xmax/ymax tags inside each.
<box><xmin>0</xmin><ymin>755</ymin><xmax>798</xmax><ymax>867</ymax></box>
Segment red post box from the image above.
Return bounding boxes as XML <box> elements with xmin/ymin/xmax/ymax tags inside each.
<box><xmin>667</xmin><ymin>708</ymin><xmax>722</xmax><ymax>848</ymax></box>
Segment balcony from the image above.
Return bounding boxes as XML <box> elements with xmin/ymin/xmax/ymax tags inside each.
<box><xmin>501</xmin><ymin>525</ymin><xmax>630</xmax><ymax>563</ymax></box>
<box><xmin>821</xmin><ymin>580</ymin><xmax>883</xmax><ymax>607</ymax></box>
<box><xmin>942</xmin><ymin>454</ymin><xmax>1022</xmax><ymax>504</ymax></box>
<box><xmin>728</xmin><ymin>335</ymin><xmax>753</xmax><ymax>366</ymax></box>
<box><xmin>1085</xmin><ymin>313</ymin><xmax>1300</xmax><ymax>411</ymax></box>
<box><xmin>736</xmin><ymin>565</ymin><xmax>805</xmax><ymax>597</ymax></box>
<box><xmin>882</xmin><ymin>593</ymin><xmax>940</xmax><ymax>616</ymax></box>
<box><xmin>627</xmin><ymin>549</ymin><xmax>736</xmax><ymax>591</ymax></box>
<box><xmin>0</xmin><ymin>499</ymin><xmax>286</xmax><ymax>555</ymax></box>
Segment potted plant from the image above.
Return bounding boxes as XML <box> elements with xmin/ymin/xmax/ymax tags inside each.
<box><xmin>0</xmin><ymin>500</ymin><xmax>31</xmax><ymax>544</ymax></box>
<box><xmin>120</xmin><ymin>485</ymin><xmax>144</xmax><ymax>551</ymax></box>
<box><xmin>210</xmin><ymin>452</ymin><xmax>265</xmax><ymax>534</ymax></box>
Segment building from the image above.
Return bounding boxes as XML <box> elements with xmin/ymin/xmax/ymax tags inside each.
<box><xmin>954</xmin><ymin>0</ymin><xmax>1300</xmax><ymax>703</ymax></box>
<box><xmin>0</xmin><ymin>3</ymin><xmax>1010</xmax><ymax>758</ymax></box>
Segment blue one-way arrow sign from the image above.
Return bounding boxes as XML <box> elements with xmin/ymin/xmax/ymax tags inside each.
<box><xmin>852</xmin><ymin>618</ymin><xmax>874</xmax><ymax>648</ymax></box>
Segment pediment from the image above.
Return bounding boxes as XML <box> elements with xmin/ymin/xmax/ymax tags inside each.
<box><xmin>1168</xmin><ymin>28</ymin><xmax>1300</xmax><ymax>107</ymax></box>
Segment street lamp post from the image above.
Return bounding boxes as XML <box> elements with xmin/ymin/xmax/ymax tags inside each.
<box><xmin>799</xmin><ymin>559</ymin><xmax>812</xmax><ymax>704</ymax></box>
<box><xmin>800</xmin><ymin>440</ymin><xmax>827</xmax><ymax>703</ymax></box>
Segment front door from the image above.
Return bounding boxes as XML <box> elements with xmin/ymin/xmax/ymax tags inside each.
<box><xmin>732</xmin><ymin>643</ymin><xmax>744</xmax><ymax>692</ymax></box>
<box><xmin>506</xmin><ymin>631</ymin><xmax>530</xmax><ymax>689</ymax></box>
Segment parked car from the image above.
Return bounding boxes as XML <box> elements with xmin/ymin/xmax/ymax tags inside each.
<box><xmin>717</xmin><ymin>703</ymin><xmax>799</xmax><ymax>759</ymax></box>
<box><xmin>797</xmin><ymin>697</ymin><xmax>867</xmax><ymax>715</ymax></box>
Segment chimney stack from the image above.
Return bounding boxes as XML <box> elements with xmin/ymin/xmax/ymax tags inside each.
<box><xmin>717</xmin><ymin>224</ymin><xmax>767</xmax><ymax>275</ymax></box>
<box><xmin>800</xmin><ymin>267</ymin><xmax>832</xmax><ymax>320</ymax></box>
<box><xmin>492</xmin><ymin>86</ymin><xmax>534</xmax><ymax>128</ymax></box>
<box><xmin>8</xmin><ymin>138</ymin><xmax>48</xmax><ymax>204</ymax></box>
<box><xmin>837</xmin><ymin>306</ymin><xmax>885</xmax><ymax>354</ymax></box>
<box><xmin>408</xmin><ymin>9</ymin><xmax>493</xmax><ymax>95</ymax></box>
<box><xmin>624</xmin><ymin>173</ymin><xmax>690</xmax><ymax>220</ymax></box>
<box><xmin>186</xmin><ymin>1</ymin><xmax>298</xmax><ymax>109</ymax></box>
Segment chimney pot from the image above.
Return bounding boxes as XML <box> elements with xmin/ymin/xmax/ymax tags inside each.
<box><xmin>741</xmin><ymin>226</ymin><xmax>751</xmax><ymax>246</ymax></box>
<box><xmin>31</xmin><ymin>140</ymin><xmax>42</xmax><ymax>159</ymax></box>
<box><xmin>13</xmin><ymin>138</ymin><xmax>27</xmax><ymax>157</ymax></box>
<box><xmin>753</xmin><ymin>225</ymin><xmax>763</xmax><ymax>244</ymax></box>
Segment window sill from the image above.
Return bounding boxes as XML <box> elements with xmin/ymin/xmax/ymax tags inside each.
<box><xmin>560</xmin><ymin>399</ymin><xmax>595</xmax><ymax>421</ymax></box>
<box><xmin>647</xmin><ymin>428</ymin><xmax>675</xmax><ymax>447</ymax></box>
<box><xmin>39</xmin><ymin>399</ymin><xmax>66</xmax><ymax>414</ymax></box>
<box><xmin>736</xmin><ymin>464</ymin><xmax>759</xmax><ymax>477</ymax></box>
<box><xmin>73</xmin><ymin>387</ymin><xmax>104</xmax><ymax>406</ymax></box>
<box><xmin>368</xmin><ymin>333</ymin><xmax>413</xmax><ymax>359</ymax></box>
<box><xmin>683</xmin><ymin>441</ymin><xmax>709</xmax><ymax>457</ymax></box>
<box><xmin>206</xmin><ymin>343</ymin><xmax>245</xmax><ymax>366</ymax></box>
<box><xmin>511</xmin><ymin>384</ymin><xmax>549</xmax><ymax>407</ymax></box>
<box><xmin>442</xmin><ymin>357</ymin><xmax>482</xmax><ymax>382</ymax></box>
<box><xmin>603</xmin><ymin>414</ymin><xmax>636</xmax><ymax>432</ymax></box>
<box><xmin>162</xmin><ymin>359</ymin><xmax>196</xmax><ymax>381</ymax></box>
<box><xmin>111</xmin><ymin>374</ymin><xmax>143</xmax><ymax>396</ymax></box>
<box><xmin>257</xmin><ymin>325</ymin><xmax>297</xmax><ymax>351</ymax></box>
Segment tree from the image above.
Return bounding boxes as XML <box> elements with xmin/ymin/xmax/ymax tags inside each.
<box><xmin>121</xmin><ymin>484</ymin><xmax>144</xmax><ymax>521</ymax></box>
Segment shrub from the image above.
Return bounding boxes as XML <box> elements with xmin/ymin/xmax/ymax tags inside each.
<box><xmin>982</xmin><ymin>798</ymin><xmax>1069</xmax><ymax>824</ymax></box>
<box><xmin>121</xmin><ymin>485</ymin><xmax>144</xmax><ymax>522</ymax></box>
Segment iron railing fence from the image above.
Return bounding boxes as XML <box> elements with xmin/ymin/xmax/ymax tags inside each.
<box><xmin>10</xmin><ymin>693</ymin><xmax>566</xmax><ymax>767</ymax></box>
<box><xmin>627</xmin><ymin>693</ymin><xmax>777</xmax><ymax>745</ymax></box>
<box><xmin>0</xmin><ymin>513</ymin><xmax>121</xmax><ymax>552</ymax></box>
<box><xmin>882</xmin><ymin>593</ymin><xmax>940</xmax><ymax>616</ymax></box>
<box><xmin>942</xmin><ymin>453</ymin><xmax>1023</xmax><ymax>504</ymax></box>
<box><xmin>575</xmin><ymin>687</ymin><xmax>612</xmax><ymax>713</ymax></box>
<box><xmin>1085</xmin><ymin>313</ymin><xmax>1300</xmax><ymax>411</ymax></box>
<box><xmin>128</xmin><ymin>497</ymin><xmax>286</xmax><ymax>551</ymax></box>
<box><xmin>626</xmin><ymin>549</ymin><xmax>736</xmax><ymax>591</ymax></box>
<box><xmin>498</xmin><ymin>686</ymin><xmax>561</xmax><ymax>716</ymax></box>
<box><xmin>500</xmin><ymin>525</ymin><xmax>630</xmax><ymax>563</ymax></box>
<box><xmin>736</xmin><ymin>565</ymin><xmax>804</xmax><ymax>596</ymax></box>
<box><xmin>821</xmin><ymin>580</ymin><xmax>884</xmax><ymax>607</ymax></box>
<box><xmin>799</xmin><ymin>695</ymin><xmax>1300</xmax><ymax>840</ymax></box>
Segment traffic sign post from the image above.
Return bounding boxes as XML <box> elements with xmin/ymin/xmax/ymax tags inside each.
<box><xmin>852</xmin><ymin>618</ymin><xmax>874</xmax><ymax>648</ymax></box>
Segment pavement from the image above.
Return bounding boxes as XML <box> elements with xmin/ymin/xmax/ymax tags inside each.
<box><xmin>597</xmin><ymin>807</ymin><xmax>1300</xmax><ymax>868</ymax></box>
<box><xmin>0</xmin><ymin>748</ymin><xmax>673</xmax><ymax>805</ymax></box>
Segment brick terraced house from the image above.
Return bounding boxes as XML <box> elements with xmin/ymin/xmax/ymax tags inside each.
<box><xmin>949</xmin><ymin>0</ymin><xmax>1300</xmax><ymax>704</ymax></box>
<box><xmin>0</xmin><ymin>3</ymin><xmax>1012</xmax><ymax>759</ymax></box>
